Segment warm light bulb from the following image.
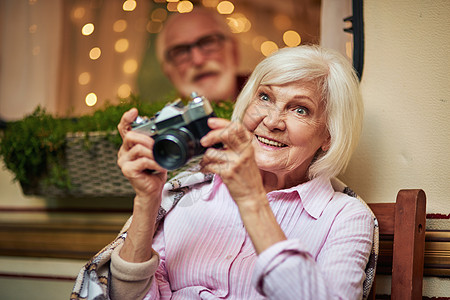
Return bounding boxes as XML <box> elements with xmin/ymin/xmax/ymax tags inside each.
<box><xmin>89</xmin><ymin>47</ymin><xmax>101</xmax><ymax>60</ymax></box>
<box><xmin>115</xmin><ymin>39</ymin><xmax>129</xmax><ymax>53</ymax></box>
<box><xmin>82</xmin><ymin>23</ymin><xmax>95</xmax><ymax>36</ymax></box>
<box><xmin>146</xmin><ymin>20</ymin><xmax>163</xmax><ymax>33</ymax></box>
<box><xmin>260</xmin><ymin>41</ymin><xmax>278</xmax><ymax>57</ymax></box>
<box><xmin>78</xmin><ymin>72</ymin><xmax>91</xmax><ymax>85</ymax></box>
<box><xmin>177</xmin><ymin>1</ymin><xmax>193</xmax><ymax>13</ymax></box>
<box><xmin>151</xmin><ymin>8</ymin><xmax>168</xmax><ymax>21</ymax></box>
<box><xmin>167</xmin><ymin>2</ymin><xmax>178</xmax><ymax>12</ymax></box>
<box><xmin>283</xmin><ymin>30</ymin><xmax>301</xmax><ymax>47</ymax></box>
<box><xmin>217</xmin><ymin>1</ymin><xmax>234</xmax><ymax>14</ymax></box>
<box><xmin>252</xmin><ymin>36</ymin><xmax>266</xmax><ymax>52</ymax></box>
<box><xmin>118</xmin><ymin>84</ymin><xmax>132</xmax><ymax>98</ymax></box>
<box><xmin>72</xmin><ymin>7</ymin><xmax>85</xmax><ymax>20</ymax></box>
<box><xmin>123</xmin><ymin>0</ymin><xmax>136</xmax><ymax>12</ymax></box>
<box><xmin>85</xmin><ymin>93</ymin><xmax>98</xmax><ymax>106</ymax></box>
<box><xmin>123</xmin><ymin>59</ymin><xmax>138</xmax><ymax>74</ymax></box>
<box><xmin>113</xmin><ymin>19</ymin><xmax>127</xmax><ymax>32</ymax></box>
<box><xmin>227</xmin><ymin>13</ymin><xmax>251</xmax><ymax>33</ymax></box>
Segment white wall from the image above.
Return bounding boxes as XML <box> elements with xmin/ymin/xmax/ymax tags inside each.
<box><xmin>322</xmin><ymin>0</ymin><xmax>450</xmax><ymax>297</ymax></box>
<box><xmin>342</xmin><ymin>0</ymin><xmax>450</xmax><ymax>214</ymax></box>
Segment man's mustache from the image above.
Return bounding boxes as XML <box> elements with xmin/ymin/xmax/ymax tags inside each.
<box><xmin>186</xmin><ymin>61</ymin><xmax>222</xmax><ymax>82</ymax></box>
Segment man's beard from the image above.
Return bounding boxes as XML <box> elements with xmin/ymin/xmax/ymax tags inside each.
<box><xmin>182</xmin><ymin>61</ymin><xmax>236</xmax><ymax>101</ymax></box>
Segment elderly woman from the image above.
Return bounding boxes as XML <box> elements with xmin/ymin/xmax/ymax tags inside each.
<box><xmin>73</xmin><ymin>45</ymin><xmax>374</xmax><ymax>300</ymax></box>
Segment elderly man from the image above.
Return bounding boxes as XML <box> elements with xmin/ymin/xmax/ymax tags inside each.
<box><xmin>156</xmin><ymin>8</ymin><xmax>244</xmax><ymax>102</ymax></box>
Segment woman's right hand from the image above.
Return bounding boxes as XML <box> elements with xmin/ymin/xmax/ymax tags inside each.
<box><xmin>117</xmin><ymin>109</ymin><xmax>167</xmax><ymax>263</ymax></box>
<box><xmin>117</xmin><ymin>109</ymin><xmax>168</xmax><ymax>199</ymax></box>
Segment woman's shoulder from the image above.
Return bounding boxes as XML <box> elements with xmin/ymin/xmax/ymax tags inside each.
<box><xmin>326</xmin><ymin>191</ymin><xmax>376</xmax><ymax>235</ymax></box>
<box><xmin>330</xmin><ymin>177</ymin><xmax>374</xmax><ymax>217</ymax></box>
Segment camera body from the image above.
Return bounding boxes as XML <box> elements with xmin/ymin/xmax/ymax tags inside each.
<box><xmin>131</xmin><ymin>93</ymin><xmax>219</xmax><ymax>170</ymax></box>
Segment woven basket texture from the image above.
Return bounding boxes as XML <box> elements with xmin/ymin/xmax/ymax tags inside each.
<box><xmin>21</xmin><ymin>132</ymin><xmax>135</xmax><ymax>198</ymax></box>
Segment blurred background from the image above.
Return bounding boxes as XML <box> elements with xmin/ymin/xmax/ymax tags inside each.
<box><xmin>0</xmin><ymin>0</ymin><xmax>324</xmax><ymax>119</ymax></box>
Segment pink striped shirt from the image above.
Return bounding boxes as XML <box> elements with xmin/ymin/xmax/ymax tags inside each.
<box><xmin>144</xmin><ymin>175</ymin><xmax>374</xmax><ymax>299</ymax></box>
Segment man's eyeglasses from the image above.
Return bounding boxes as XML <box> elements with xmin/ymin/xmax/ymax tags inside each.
<box><xmin>165</xmin><ymin>33</ymin><xmax>226</xmax><ymax>65</ymax></box>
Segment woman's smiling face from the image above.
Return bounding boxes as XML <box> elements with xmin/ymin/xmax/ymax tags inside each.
<box><xmin>242</xmin><ymin>81</ymin><xmax>330</xmax><ymax>184</ymax></box>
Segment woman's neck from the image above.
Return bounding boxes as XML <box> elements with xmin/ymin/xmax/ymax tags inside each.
<box><xmin>260</xmin><ymin>169</ymin><xmax>308</xmax><ymax>193</ymax></box>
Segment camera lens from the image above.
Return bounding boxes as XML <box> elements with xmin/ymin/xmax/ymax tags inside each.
<box><xmin>153</xmin><ymin>129</ymin><xmax>196</xmax><ymax>170</ymax></box>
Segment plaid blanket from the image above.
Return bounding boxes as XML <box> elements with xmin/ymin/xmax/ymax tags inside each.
<box><xmin>70</xmin><ymin>172</ymin><xmax>378</xmax><ymax>300</ymax></box>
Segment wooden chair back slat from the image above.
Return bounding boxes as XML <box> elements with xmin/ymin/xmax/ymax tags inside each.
<box><xmin>367</xmin><ymin>189</ymin><xmax>426</xmax><ymax>300</ymax></box>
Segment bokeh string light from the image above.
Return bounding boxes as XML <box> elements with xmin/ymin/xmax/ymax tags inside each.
<box><xmin>217</xmin><ymin>1</ymin><xmax>234</xmax><ymax>14</ymax></box>
<box><xmin>227</xmin><ymin>13</ymin><xmax>251</xmax><ymax>33</ymax></box>
<box><xmin>283</xmin><ymin>30</ymin><xmax>301</xmax><ymax>47</ymax></box>
<box><xmin>178</xmin><ymin>1</ymin><xmax>194</xmax><ymax>13</ymax></box>
<box><xmin>85</xmin><ymin>92</ymin><xmax>97</xmax><ymax>106</ymax></box>
<box><xmin>81</xmin><ymin>23</ymin><xmax>94</xmax><ymax>36</ymax></box>
<box><xmin>122</xmin><ymin>0</ymin><xmax>137</xmax><ymax>12</ymax></box>
<box><xmin>78</xmin><ymin>72</ymin><xmax>91</xmax><ymax>85</ymax></box>
<box><xmin>76</xmin><ymin>0</ymin><xmax>305</xmax><ymax>108</ymax></box>
<box><xmin>260</xmin><ymin>41</ymin><xmax>278</xmax><ymax>57</ymax></box>
<box><xmin>89</xmin><ymin>47</ymin><xmax>101</xmax><ymax>60</ymax></box>
<box><xmin>115</xmin><ymin>38</ymin><xmax>130</xmax><ymax>53</ymax></box>
<box><xmin>113</xmin><ymin>19</ymin><xmax>127</xmax><ymax>32</ymax></box>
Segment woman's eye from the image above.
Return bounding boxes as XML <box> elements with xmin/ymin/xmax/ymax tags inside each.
<box><xmin>259</xmin><ymin>92</ymin><xmax>270</xmax><ymax>101</ymax></box>
<box><xmin>295</xmin><ymin>107</ymin><xmax>308</xmax><ymax>115</ymax></box>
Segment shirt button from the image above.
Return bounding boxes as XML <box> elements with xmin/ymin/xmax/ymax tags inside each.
<box><xmin>225</xmin><ymin>255</ymin><xmax>233</xmax><ymax>259</ymax></box>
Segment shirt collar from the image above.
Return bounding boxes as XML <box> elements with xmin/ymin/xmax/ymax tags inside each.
<box><xmin>267</xmin><ymin>176</ymin><xmax>334</xmax><ymax>219</ymax></box>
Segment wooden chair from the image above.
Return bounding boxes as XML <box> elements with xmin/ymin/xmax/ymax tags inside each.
<box><xmin>367</xmin><ymin>189</ymin><xmax>426</xmax><ymax>300</ymax></box>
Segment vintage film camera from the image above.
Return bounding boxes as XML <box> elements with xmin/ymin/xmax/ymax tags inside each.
<box><xmin>131</xmin><ymin>92</ymin><xmax>221</xmax><ymax>170</ymax></box>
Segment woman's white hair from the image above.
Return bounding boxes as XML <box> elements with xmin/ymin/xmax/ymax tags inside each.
<box><xmin>232</xmin><ymin>45</ymin><xmax>364</xmax><ymax>180</ymax></box>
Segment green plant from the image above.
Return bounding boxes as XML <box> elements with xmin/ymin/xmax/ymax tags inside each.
<box><xmin>0</xmin><ymin>95</ymin><xmax>234</xmax><ymax>191</ymax></box>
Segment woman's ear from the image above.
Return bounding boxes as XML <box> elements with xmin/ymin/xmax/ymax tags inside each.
<box><xmin>321</xmin><ymin>133</ymin><xmax>331</xmax><ymax>152</ymax></box>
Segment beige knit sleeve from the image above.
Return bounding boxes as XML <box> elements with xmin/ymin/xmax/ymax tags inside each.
<box><xmin>110</xmin><ymin>243</ymin><xmax>160</xmax><ymax>300</ymax></box>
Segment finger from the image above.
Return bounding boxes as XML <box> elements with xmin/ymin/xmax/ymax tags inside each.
<box><xmin>121</xmin><ymin>157</ymin><xmax>166</xmax><ymax>178</ymax></box>
<box><xmin>207</xmin><ymin>117</ymin><xmax>231</xmax><ymax>130</ymax></box>
<box><xmin>118</xmin><ymin>108</ymin><xmax>139</xmax><ymax>139</ymax></box>
<box><xmin>199</xmin><ymin>161</ymin><xmax>221</xmax><ymax>175</ymax></box>
<box><xmin>200</xmin><ymin>148</ymin><xmax>236</xmax><ymax>173</ymax></box>
<box><xmin>201</xmin><ymin>121</ymin><xmax>251</xmax><ymax>151</ymax></box>
<box><xmin>201</xmin><ymin>147</ymin><xmax>230</xmax><ymax>163</ymax></box>
<box><xmin>122</xmin><ymin>130</ymin><xmax>154</xmax><ymax>152</ymax></box>
<box><xmin>118</xmin><ymin>143</ymin><xmax>154</xmax><ymax>166</ymax></box>
<box><xmin>200</xmin><ymin>121</ymin><xmax>228</xmax><ymax>147</ymax></box>
<box><xmin>119</xmin><ymin>142</ymin><xmax>167</xmax><ymax>174</ymax></box>
<box><xmin>118</xmin><ymin>134</ymin><xmax>154</xmax><ymax>171</ymax></box>
<box><xmin>200</xmin><ymin>118</ymin><xmax>229</xmax><ymax>147</ymax></box>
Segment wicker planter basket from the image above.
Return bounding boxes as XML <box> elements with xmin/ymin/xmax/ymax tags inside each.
<box><xmin>21</xmin><ymin>132</ymin><xmax>135</xmax><ymax>198</ymax></box>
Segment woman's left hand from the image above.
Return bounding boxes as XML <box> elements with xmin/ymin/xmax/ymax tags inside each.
<box><xmin>200</xmin><ymin>118</ymin><xmax>287</xmax><ymax>254</ymax></box>
<box><xmin>200</xmin><ymin>118</ymin><xmax>266</xmax><ymax>205</ymax></box>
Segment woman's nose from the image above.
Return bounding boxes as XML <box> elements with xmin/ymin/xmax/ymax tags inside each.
<box><xmin>262</xmin><ymin>109</ymin><xmax>286</xmax><ymax>131</ymax></box>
